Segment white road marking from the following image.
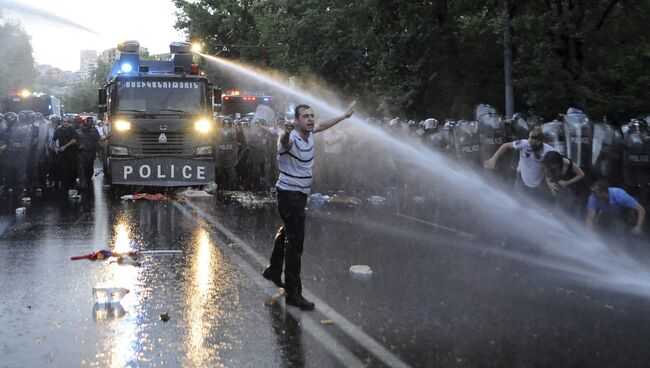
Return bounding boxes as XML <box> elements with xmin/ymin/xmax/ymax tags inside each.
<box><xmin>177</xmin><ymin>199</ymin><xmax>412</xmax><ymax>368</ymax></box>
<box><xmin>173</xmin><ymin>201</ymin><xmax>366</xmax><ymax>368</ymax></box>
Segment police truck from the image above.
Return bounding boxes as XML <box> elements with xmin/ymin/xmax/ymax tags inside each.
<box><xmin>3</xmin><ymin>91</ymin><xmax>61</xmax><ymax>116</ymax></box>
<box><xmin>99</xmin><ymin>41</ymin><xmax>216</xmax><ymax>189</ymax></box>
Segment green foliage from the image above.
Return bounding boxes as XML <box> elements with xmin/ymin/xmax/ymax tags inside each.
<box><xmin>173</xmin><ymin>0</ymin><xmax>650</xmax><ymax>121</ymax></box>
<box><xmin>93</xmin><ymin>59</ymin><xmax>111</xmax><ymax>88</ymax></box>
<box><xmin>0</xmin><ymin>21</ymin><xmax>36</xmax><ymax>108</ymax></box>
<box><xmin>63</xmin><ymin>81</ymin><xmax>97</xmax><ymax>113</ymax></box>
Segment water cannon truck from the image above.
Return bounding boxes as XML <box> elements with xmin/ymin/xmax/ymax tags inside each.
<box><xmin>99</xmin><ymin>40</ymin><xmax>215</xmax><ymax>188</ymax></box>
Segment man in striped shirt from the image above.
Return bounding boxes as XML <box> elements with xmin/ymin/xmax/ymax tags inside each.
<box><xmin>263</xmin><ymin>103</ymin><xmax>355</xmax><ymax>310</ymax></box>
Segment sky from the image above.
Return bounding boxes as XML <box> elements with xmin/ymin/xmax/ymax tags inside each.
<box><xmin>0</xmin><ymin>0</ymin><xmax>186</xmax><ymax>71</ymax></box>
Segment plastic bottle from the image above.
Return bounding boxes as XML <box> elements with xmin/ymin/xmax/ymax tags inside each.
<box><xmin>92</xmin><ymin>284</ymin><xmax>129</xmax><ymax>304</ymax></box>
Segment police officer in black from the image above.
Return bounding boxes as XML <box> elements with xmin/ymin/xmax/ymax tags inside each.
<box><xmin>77</xmin><ymin>117</ymin><xmax>101</xmax><ymax>191</ymax></box>
<box><xmin>52</xmin><ymin>117</ymin><xmax>79</xmax><ymax>192</ymax></box>
<box><xmin>0</xmin><ymin>113</ymin><xmax>7</xmax><ymax>190</ymax></box>
<box><xmin>5</xmin><ymin>111</ymin><xmax>34</xmax><ymax>195</ymax></box>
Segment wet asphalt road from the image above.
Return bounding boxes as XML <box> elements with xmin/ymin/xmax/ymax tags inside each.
<box><xmin>2</xmin><ymin>174</ymin><xmax>650</xmax><ymax>367</ymax></box>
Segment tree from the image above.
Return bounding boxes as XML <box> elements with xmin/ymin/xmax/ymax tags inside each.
<box><xmin>173</xmin><ymin>0</ymin><xmax>650</xmax><ymax>121</ymax></box>
<box><xmin>63</xmin><ymin>81</ymin><xmax>97</xmax><ymax>113</ymax></box>
<box><xmin>0</xmin><ymin>20</ymin><xmax>36</xmax><ymax>108</ymax></box>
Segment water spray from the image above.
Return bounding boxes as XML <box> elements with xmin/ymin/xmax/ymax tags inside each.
<box><xmin>199</xmin><ymin>52</ymin><xmax>650</xmax><ymax>298</ymax></box>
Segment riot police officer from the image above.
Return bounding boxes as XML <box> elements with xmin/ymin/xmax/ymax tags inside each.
<box><xmin>0</xmin><ymin>113</ymin><xmax>7</xmax><ymax>190</ymax></box>
<box><xmin>52</xmin><ymin>116</ymin><xmax>79</xmax><ymax>192</ymax></box>
<box><xmin>5</xmin><ymin>111</ymin><xmax>34</xmax><ymax>195</ymax></box>
<box><xmin>31</xmin><ymin>112</ymin><xmax>50</xmax><ymax>190</ymax></box>
<box><xmin>77</xmin><ymin>118</ymin><xmax>101</xmax><ymax>191</ymax></box>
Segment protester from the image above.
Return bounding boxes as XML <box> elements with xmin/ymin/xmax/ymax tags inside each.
<box><xmin>542</xmin><ymin>151</ymin><xmax>585</xmax><ymax>216</ymax></box>
<box><xmin>586</xmin><ymin>180</ymin><xmax>646</xmax><ymax>236</ymax></box>
<box><xmin>484</xmin><ymin>127</ymin><xmax>557</xmax><ymax>201</ymax></box>
<box><xmin>263</xmin><ymin>102</ymin><xmax>355</xmax><ymax>311</ymax></box>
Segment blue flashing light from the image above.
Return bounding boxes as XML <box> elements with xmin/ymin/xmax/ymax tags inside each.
<box><xmin>263</xmin><ymin>97</ymin><xmax>270</xmax><ymax>101</ymax></box>
<box><xmin>48</xmin><ymin>104</ymin><xmax>52</xmax><ymax>109</ymax></box>
<box><xmin>121</xmin><ymin>63</ymin><xmax>133</xmax><ymax>73</ymax></box>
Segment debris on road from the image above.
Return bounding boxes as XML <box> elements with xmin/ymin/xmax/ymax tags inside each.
<box><xmin>320</xmin><ymin>319</ymin><xmax>334</xmax><ymax>326</ymax></box>
<box><xmin>116</xmin><ymin>255</ymin><xmax>140</xmax><ymax>266</ymax></box>
<box><xmin>140</xmin><ymin>250</ymin><xmax>183</xmax><ymax>255</ymax></box>
<box><xmin>72</xmin><ymin>249</ymin><xmax>181</xmax><ymax>261</ymax></box>
<box><xmin>309</xmin><ymin>193</ymin><xmax>331</xmax><ymax>203</ymax></box>
<box><xmin>367</xmin><ymin>195</ymin><xmax>386</xmax><ymax>205</ymax></box>
<box><xmin>219</xmin><ymin>191</ymin><xmax>275</xmax><ymax>208</ymax></box>
<box><xmin>92</xmin><ymin>284</ymin><xmax>129</xmax><ymax>304</ymax></box>
<box><xmin>328</xmin><ymin>195</ymin><xmax>362</xmax><ymax>207</ymax></box>
<box><xmin>121</xmin><ymin>193</ymin><xmax>170</xmax><ymax>201</ymax></box>
<box><xmin>177</xmin><ymin>188</ymin><xmax>213</xmax><ymax>198</ymax></box>
<box><xmin>160</xmin><ymin>313</ymin><xmax>170</xmax><ymax>322</ymax></box>
<box><xmin>349</xmin><ymin>265</ymin><xmax>374</xmax><ymax>278</ymax></box>
<box><xmin>203</xmin><ymin>182</ymin><xmax>218</xmax><ymax>195</ymax></box>
<box><xmin>71</xmin><ymin>249</ymin><xmax>138</xmax><ymax>261</ymax></box>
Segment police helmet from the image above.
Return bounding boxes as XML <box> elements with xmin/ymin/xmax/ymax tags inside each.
<box><xmin>18</xmin><ymin>110</ymin><xmax>31</xmax><ymax>124</ymax></box>
<box><xmin>424</xmin><ymin>118</ymin><xmax>439</xmax><ymax>131</ymax></box>
<box><xmin>5</xmin><ymin>112</ymin><xmax>18</xmax><ymax>125</ymax></box>
<box><xmin>628</xmin><ymin>118</ymin><xmax>648</xmax><ymax>133</ymax></box>
<box><xmin>0</xmin><ymin>113</ymin><xmax>4</xmax><ymax>121</ymax></box>
<box><xmin>566</xmin><ymin>107</ymin><xmax>585</xmax><ymax>115</ymax></box>
<box><xmin>34</xmin><ymin>112</ymin><xmax>44</xmax><ymax>121</ymax></box>
<box><xmin>527</xmin><ymin>115</ymin><xmax>544</xmax><ymax>127</ymax></box>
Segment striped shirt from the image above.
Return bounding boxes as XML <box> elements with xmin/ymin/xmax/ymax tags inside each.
<box><xmin>276</xmin><ymin>130</ymin><xmax>314</xmax><ymax>194</ymax></box>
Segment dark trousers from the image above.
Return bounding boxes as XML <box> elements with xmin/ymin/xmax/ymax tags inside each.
<box><xmin>268</xmin><ymin>189</ymin><xmax>308</xmax><ymax>296</ymax></box>
<box><xmin>78</xmin><ymin>151</ymin><xmax>95</xmax><ymax>190</ymax></box>
<box><xmin>58</xmin><ymin>152</ymin><xmax>78</xmax><ymax>191</ymax></box>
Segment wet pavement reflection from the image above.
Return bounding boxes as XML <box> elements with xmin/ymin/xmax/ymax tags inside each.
<box><xmin>0</xmin><ymin>177</ymin><xmax>342</xmax><ymax>367</ymax></box>
<box><xmin>3</xmin><ymin>174</ymin><xmax>650</xmax><ymax>367</ymax></box>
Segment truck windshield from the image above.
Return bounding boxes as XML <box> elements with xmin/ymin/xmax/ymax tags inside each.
<box><xmin>115</xmin><ymin>79</ymin><xmax>206</xmax><ymax>114</ymax></box>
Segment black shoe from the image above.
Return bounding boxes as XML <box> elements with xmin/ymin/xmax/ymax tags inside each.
<box><xmin>285</xmin><ymin>294</ymin><xmax>315</xmax><ymax>311</ymax></box>
<box><xmin>262</xmin><ymin>267</ymin><xmax>284</xmax><ymax>288</ymax></box>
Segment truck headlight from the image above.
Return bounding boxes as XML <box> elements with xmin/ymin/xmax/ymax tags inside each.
<box><xmin>195</xmin><ymin>146</ymin><xmax>213</xmax><ymax>156</ymax></box>
<box><xmin>115</xmin><ymin>120</ymin><xmax>131</xmax><ymax>131</ymax></box>
<box><xmin>110</xmin><ymin>146</ymin><xmax>129</xmax><ymax>156</ymax></box>
<box><xmin>194</xmin><ymin>119</ymin><xmax>212</xmax><ymax>133</ymax></box>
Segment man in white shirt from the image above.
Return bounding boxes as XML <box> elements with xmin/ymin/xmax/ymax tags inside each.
<box><xmin>263</xmin><ymin>103</ymin><xmax>355</xmax><ymax>310</ymax></box>
<box><xmin>484</xmin><ymin>127</ymin><xmax>557</xmax><ymax>199</ymax></box>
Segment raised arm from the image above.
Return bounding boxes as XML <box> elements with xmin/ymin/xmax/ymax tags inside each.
<box><xmin>484</xmin><ymin>142</ymin><xmax>514</xmax><ymax>169</ymax></box>
<box><xmin>279</xmin><ymin>120</ymin><xmax>294</xmax><ymax>150</ymax></box>
<box><xmin>314</xmin><ymin>102</ymin><xmax>355</xmax><ymax>133</ymax></box>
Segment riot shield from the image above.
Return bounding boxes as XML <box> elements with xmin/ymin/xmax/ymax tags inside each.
<box><xmin>563</xmin><ymin>108</ymin><xmax>592</xmax><ymax>168</ymax></box>
<box><xmin>622</xmin><ymin>119</ymin><xmax>650</xmax><ymax>187</ymax></box>
<box><xmin>476</xmin><ymin>104</ymin><xmax>505</xmax><ymax>162</ymax></box>
<box><xmin>451</xmin><ymin>120</ymin><xmax>481</xmax><ymax>165</ymax></box>
<box><xmin>591</xmin><ymin>122</ymin><xmax>622</xmax><ymax>184</ymax></box>
<box><xmin>542</xmin><ymin>120</ymin><xmax>566</xmax><ymax>155</ymax></box>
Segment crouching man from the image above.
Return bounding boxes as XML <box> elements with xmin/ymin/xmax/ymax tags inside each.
<box><xmin>586</xmin><ymin>180</ymin><xmax>646</xmax><ymax>236</ymax></box>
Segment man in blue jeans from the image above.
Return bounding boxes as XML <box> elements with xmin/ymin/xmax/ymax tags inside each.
<box><xmin>263</xmin><ymin>102</ymin><xmax>355</xmax><ymax>310</ymax></box>
<box><xmin>586</xmin><ymin>180</ymin><xmax>646</xmax><ymax>236</ymax></box>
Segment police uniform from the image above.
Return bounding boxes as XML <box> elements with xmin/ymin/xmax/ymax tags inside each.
<box><xmin>77</xmin><ymin>123</ymin><xmax>101</xmax><ymax>190</ymax></box>
<box><xmin>53</xmin><ymin>124</ymin><xmax>79</xmax><ymax>191</ymax></box>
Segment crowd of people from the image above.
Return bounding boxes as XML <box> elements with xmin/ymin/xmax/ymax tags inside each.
<box><xmin>0</xmin><ymin>111</ymin><xmax>104</xmax><ymax>197</ymax></box>
<box><xmin>215</xmin><ymin>105</ymin><xmax>649</xmax><ymax>239</ymax></box>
